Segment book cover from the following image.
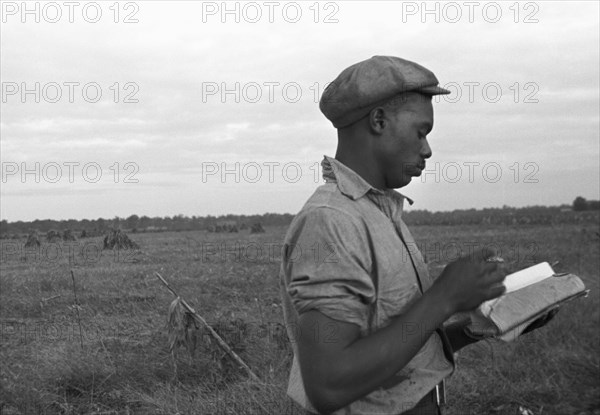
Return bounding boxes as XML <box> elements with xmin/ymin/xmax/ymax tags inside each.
<box><xmin>465</xmin><ymin>262</ymin><xmax>589</xmax><ymax>342</ymax></box>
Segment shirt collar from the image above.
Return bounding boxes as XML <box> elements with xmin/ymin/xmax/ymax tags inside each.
<box><xmin>321</xmin><ymin>155</ymin><xmax>414</xmax><ymax>206</ymax></box>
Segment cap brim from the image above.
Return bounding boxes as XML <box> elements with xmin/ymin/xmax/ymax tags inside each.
<box><xmin>417</xmin><ymin>85</ymin><xmax>451</xmax><ymax>95</ymax></box>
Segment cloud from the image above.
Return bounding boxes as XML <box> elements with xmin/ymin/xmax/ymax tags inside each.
<box><xmin>1</xmin><ymin>1</ymin><xmax>598</xmax><ymax>221</ymax></box>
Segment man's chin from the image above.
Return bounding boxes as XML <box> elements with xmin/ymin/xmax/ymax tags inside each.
<box><xmin>389</xmin><ymin>177</ymin><xmax>412</xmax><ymax>189</ymax></box>
<box><xmin>405</xmin><ymin>170</ymin><xmax>422</xmax><ymax>181</ymax></box>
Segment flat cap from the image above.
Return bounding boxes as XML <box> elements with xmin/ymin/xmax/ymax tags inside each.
<box><xmin>319</xmin><ymin>55</ymin><xmax>450</xmax><ymax>128</ymax></box>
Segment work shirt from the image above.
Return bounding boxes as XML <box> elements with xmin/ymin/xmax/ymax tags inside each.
<box><xmin>279</xmin><ymin>156</ymin><xmax>455</xmax><ymax>414</ymax></box>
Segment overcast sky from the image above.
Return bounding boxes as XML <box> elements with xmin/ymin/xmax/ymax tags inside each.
<box><xmin>1</xmin><ymin>0</ymin><xmax>598</xmax><ymax>222</ymax></box>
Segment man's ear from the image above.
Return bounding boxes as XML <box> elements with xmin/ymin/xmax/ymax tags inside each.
<box><xmin>368</xmin><ymin>107</ymin><xmax>386</xmax><ymax>134</ymax></box>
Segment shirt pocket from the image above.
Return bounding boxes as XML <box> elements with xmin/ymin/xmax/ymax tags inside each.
<box><xmin>375</xmin><ymin>242</ymin><xmax>422</xmax><ymax>325</ymax></box>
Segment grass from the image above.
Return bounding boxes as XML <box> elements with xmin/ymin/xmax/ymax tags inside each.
<box><xmin>412</xmin><ymin>224</ymin><xmax>600</xmax><ymax>415</ymax></box>
<box><xmin>0</xmin><ymin>221</ymin><xmax>598</xmax><ymax>414</ymax></box>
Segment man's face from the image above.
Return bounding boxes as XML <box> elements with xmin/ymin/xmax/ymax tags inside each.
<box><xmin>374</xmin><ymin>94</ymin><xmax>434</xmax><ymax>189</ymax></box>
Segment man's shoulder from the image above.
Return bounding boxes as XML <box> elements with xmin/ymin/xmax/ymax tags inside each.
<box><xmin>282</xmin><ymin>184</ymin><xmax>373</xmax><ymax>247</ymax></box>
<box><xmin>295</xmin><ymin>182</ymin><xmax>368</xmax><ymax>223</ymax></box>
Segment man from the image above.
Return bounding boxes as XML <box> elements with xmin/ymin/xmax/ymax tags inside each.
<box><xmin>278</xmin><ymin>56</ymin><xmax>545</xmax><ymax>415</ymax></box>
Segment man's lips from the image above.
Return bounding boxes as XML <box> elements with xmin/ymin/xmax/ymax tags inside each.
<box><xmin>411</xmin><ymin>162</ymin><xmax>426</xmax><ymax>176</ymax></box>
<box><xmin>403</xmin><ymin>162</ymin><xmax>426</xmax><ymax>176</ymax></box>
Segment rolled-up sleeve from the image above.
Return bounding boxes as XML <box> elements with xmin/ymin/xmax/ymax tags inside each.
<box><xmin>282</xmin><ymin>207</ymin><xmax>375</xmax><ymax>332</ymax></box>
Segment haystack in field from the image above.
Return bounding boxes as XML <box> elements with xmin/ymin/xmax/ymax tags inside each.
<box><xmin>62</xmin><ymin>229</ymin><xmax>77</xmax><ymax>241</ymax></box>
<box><xmin>46</xmin><ymin>230</ymin><xmax>61</xmax><ymax>242</ymax></box>
<box><xmin>24</xmin><ymin>232</ymin><xmax>41</xmax><ymax>248</ymax></box>
<box><xmin>103</xmin><ymin>229</ymin><xmax>139</xmax><ymax>250</ymax></box>
<box><xmin>250</xmin><ymin>223</ymin><xmax>265</xmax><ymax>234</ymax></box>
<box><xmin>212</xmin><ymin>222</ymin><xmax>239</xmax><ymax>233</ymax></box>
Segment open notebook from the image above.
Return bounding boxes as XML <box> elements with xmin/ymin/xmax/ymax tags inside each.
<box><xmin>466</xmin><ymin>262</ymin><xmax>589</xmax><ymax>342</ymax></box>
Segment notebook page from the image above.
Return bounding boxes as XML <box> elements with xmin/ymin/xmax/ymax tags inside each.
<box><xmin>480</xmin><ymin>262</ymin><xmax>555</xmax><ymax>316</ymax></box>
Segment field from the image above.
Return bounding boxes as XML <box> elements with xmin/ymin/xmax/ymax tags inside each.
<box><xmin>1</xmin><ymin>222</ymin><xmax>598</xmax><ymax>415</ymax></box>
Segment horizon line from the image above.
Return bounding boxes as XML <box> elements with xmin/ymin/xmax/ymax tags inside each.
<box><xmin>3</xmin><ymin>201</ymin><xmax>598</xmax><ymax>224</ymax></box>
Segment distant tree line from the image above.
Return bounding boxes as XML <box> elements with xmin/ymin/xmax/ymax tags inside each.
<box><xmin>0</xmin><ymin>213</ymin><xmax>294</xmax><ymax>238</ymax></box>
<box><xmin>0</xmin><ymin>198</ymin><xmax>598</xmax><ymax>238</ymax></box>
<box><xmin>572</xmin><ymin>196</ymin><xmax>600</xmax><ymax>212</ymax></box>
<box><xmin>403</xmin><ymin>205</ymin><xmax>598</xmax><ymax>226</ymax></box>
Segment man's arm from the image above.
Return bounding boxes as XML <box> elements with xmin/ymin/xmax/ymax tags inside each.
<box><xmin>298</xmin><ymin>289</ymin><xmax>450</xmax><ymax>414</ymax></box>
<box><xmin>443</xmin><ymin>307</ymin><xmax>560</xmax><ymax>353</ymax></box>
<box><xmin>297</xmin><ymin>250</ymin><xmax>506</xmax><ymax>414</ymax></box>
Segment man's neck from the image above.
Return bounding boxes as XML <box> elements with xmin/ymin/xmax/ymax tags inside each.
<box><xmin>334</xmin><ymin>149</ymin><xmax>385</xmax><ymax>191</ymax></box>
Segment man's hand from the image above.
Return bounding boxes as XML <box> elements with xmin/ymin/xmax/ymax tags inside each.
<box><xmin>429</xmin><ymin>248</ymin><xmax>507</xmax><ymax>315</ymax></box>
<box><xmin>522</xmin><ymin>307</ymin><xmax>560</xmax><ymax>334</ymax></box>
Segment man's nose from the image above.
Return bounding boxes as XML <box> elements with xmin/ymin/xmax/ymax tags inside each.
<box><xmin>421</xmin><ymin>138</ymin><xmax>432</xmax><ymax>159</ymax></box>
